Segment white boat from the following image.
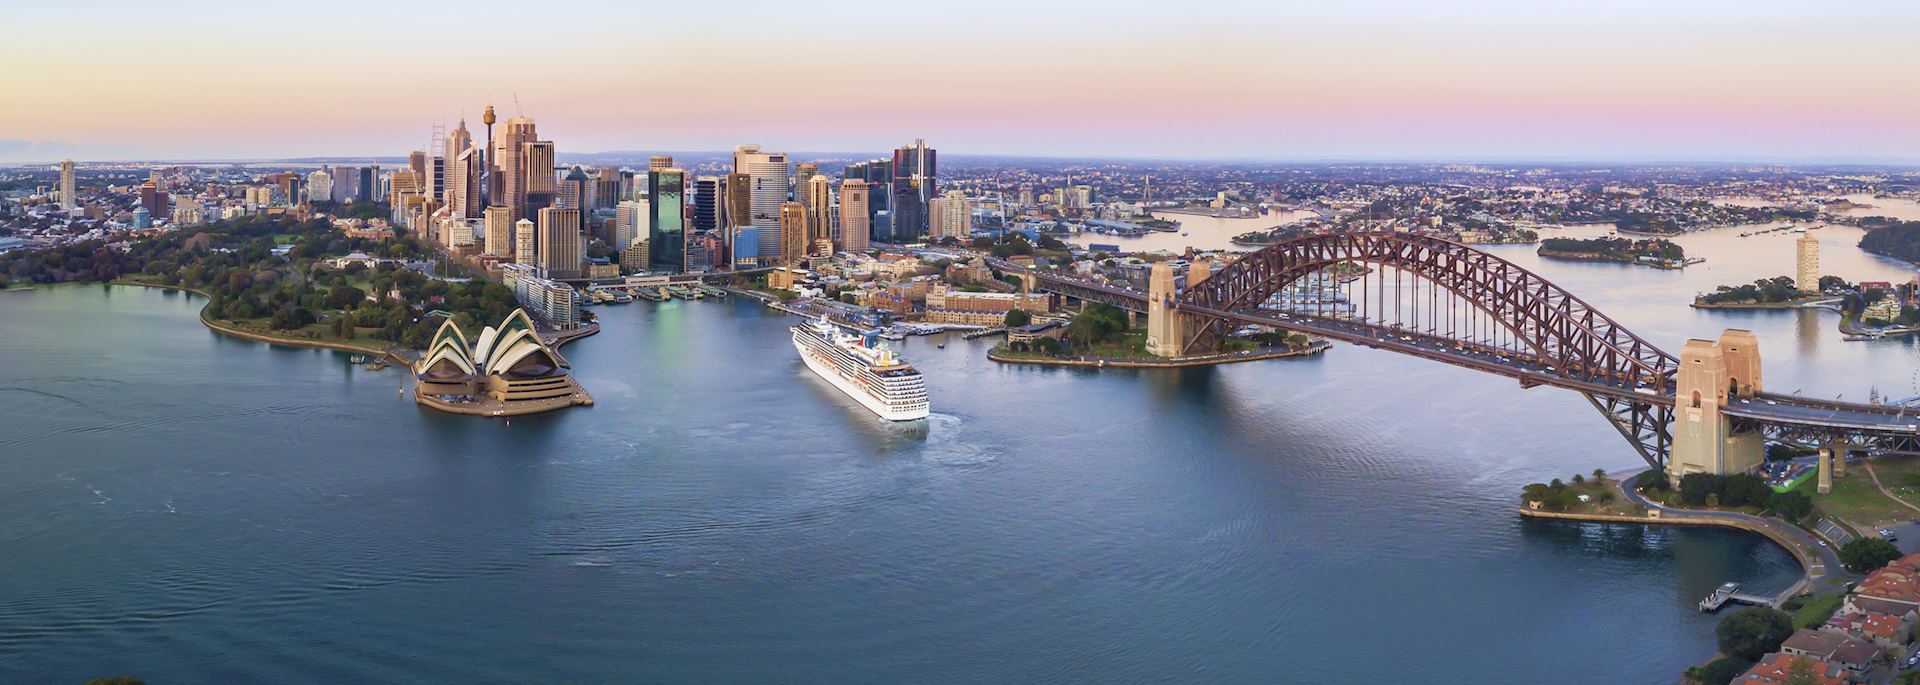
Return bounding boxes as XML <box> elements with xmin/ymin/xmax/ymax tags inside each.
<box><xmin>792</xmin><ymin>318</ymin><xmax>930</xmax><ymax>421</ymax></box>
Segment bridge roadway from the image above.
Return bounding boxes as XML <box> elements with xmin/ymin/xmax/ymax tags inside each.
<box><xmin>987</xmin><ymin>255</ymin><xmax>1920</xmax><ymax>442</ymax></box>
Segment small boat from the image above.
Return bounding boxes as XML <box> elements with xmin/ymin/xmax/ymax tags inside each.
<box><xmin>936</xmin><ymin>343</ymin><xmax>946</xmax><ymax>349</ymax></box>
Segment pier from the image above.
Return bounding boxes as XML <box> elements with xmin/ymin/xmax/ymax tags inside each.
<box><xmin>1697</xmin><ymin>582</ymin><xmax>1796</xmax><ymax>612</ymax></box>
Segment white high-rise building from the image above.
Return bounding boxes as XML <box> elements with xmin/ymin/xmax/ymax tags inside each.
<box><xmin>58</xmin><ymin>159</ymin><xmax>76</xmax><ymax>211</ymax></box>
<box><xmin>1796</xmin><ymin>232</ymin><xmax>1821</xmax><ymax>293</ymax></box>
<box><xmin>931</xmin><ymin>190</ymin><xmax>970</xmax><ymax>241</ymax></box>
<box><xmin>515</xmin><ymin>218</ymin><xmax>537</xmax><ymax>266</ymax></box>
<box><xmin>307</xmin><ymin>170</ymin><xmax>332</xmax><ymax>205</ymax></box>
<box><xmin>616</xmin><ymin>199</ymin><xmax>650</xmax><ymax>250</ymax></box>
<box><xmin>733</xmin><ymin>145</ymin><xmax>789</xmax><ymax>260</ymax></box>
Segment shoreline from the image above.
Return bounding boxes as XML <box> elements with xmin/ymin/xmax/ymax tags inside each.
<box><xmin>987</xmin><ymin>340</ymin><xmax>1331</xmax><ymax>368</ymax></box>
<box><xmin>113</xmin><ymin>280</ymin><xmax>414</xmax><ymax>364</ymax></box>
<box><xmin>1537</xmin><ymin>249</ymin><xmax>1683</xmax><ymax>270</ymax></box>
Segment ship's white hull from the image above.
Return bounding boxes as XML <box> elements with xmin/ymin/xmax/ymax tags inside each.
<box><xmin>795</xmin><ymin>338</ymin><xmax>930</xmax><ymax>421</ymax></box>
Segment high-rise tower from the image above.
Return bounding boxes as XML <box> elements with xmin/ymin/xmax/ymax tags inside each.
<box><xmin>890</xmin><ymin>139</ymin><xmax>936</xmax><ymax>242</ymax></box>
<box><xmin>839</xmin><ymin>179</ymin><xmax>870</xmax><ymax>253</ymax></box>
<box><xmin>649</xmin><ymin>167</ymin><xmax>687</xmax><ymax>273</ymax></box>
<box><xmin>1796</xmin><ymin>232</ymin><xmax>1820</xmax><ymax>293</ymax></box>
<box><xmin>58</xmin><ymin>159</ymin><xmax>76</xmax><ymax>211</ymax></box>
<box><xmin>733</xmin><ymin>145</ymin><xmax>789</xmax><ymax>261</ymax></box>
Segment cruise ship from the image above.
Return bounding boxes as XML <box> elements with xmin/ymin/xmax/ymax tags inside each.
<box><xmin>792</xmin><ymin>318</ymin><xmax>930</xmax><ymax>421</ymax></box>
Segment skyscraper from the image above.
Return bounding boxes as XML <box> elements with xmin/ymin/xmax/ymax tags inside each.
<box><xmin>804</xmin><ymin>175</ymin><xmax>833</xmax><ymax>245</ymax></box>
<box><xmin>139</xmin><ymin>180</ymin><xmax>168</xmax><ymax>218</ymax></box>
<box><xmin>616</xmin><ymin>199</ymin><xmax>648</xmax><ymax>251</ymax></box>
<box><xmin>649</xmin><ymin>168</ymin><xmax>687</xmax><ymax>273</ymax></box>
<box><xmin>536</xmin><ymin>207</ymin><xmax>582</xmax><ymax>279</ymax></box>
<box><xmin>58</xmin><ymin>159</ymin><xmax>76</xmax><ymax>211</ymax></box>
<box><xmin>839</xmin><ymin>179</ymin><xmax>870</xmax><ymax>253</ymax></box>
<box><xmin>931</xmin><ymin>189</ymin><xmax>969</xmax><ymax>242</ymax></box>
<box><xmin>515</xmin><ymin>218</ymin><xmax>537</xmax><ymax>266</ymax></box>
<box><xmin>593</xmin><ymin>167</ymin><xmax>624</xmax><ymax>210</ymax></box>
<box><xmin>725</xmin><ymin>172</ymin><xmax>751</xmax><ymax>228</ymax></box>
<box><xmin>494</xmin><ymin>116</ymin><xmax>536</xmax><ymax>219</ymax></box>
<box><xmin>558</xmin><ymin>167</ymin><xmax>591</xmax><ymax>211</ymax></box>
<box><xmin>521</xmin><ymin>140</ymin><xmax>556</xmax><ymax>221</ymax></box>
<box><xmin>484</xmin><ymin>206</ymin><xmax>515</xmax><ymax>256</ymax></box>
<box><xmin>649</xmin><ymin>155</ymin><xmax>673</xmax><ymax>172</ymax></box>
<box><xmin>444</xmin><ymin>120</ymin><xmax>479</xmax><ymax>218</ymax></box>
<box><xmin>793</xmin><ymin>162</ymin><xmax>818</xmax><ymax>200</ymax></box>
<box><xmin>845</xmin><ymin>158</ymin><xmax>892</xmax><ymax>237</ymax></box>
<box><xmin>779</xmin><ymin>201</ymin><xmax>808</xmax><ymax>265</ymax></box>
<box><xmin>1796</xmin><ymin>232</ymin><xmax>1821</xmax><ymax>292</ymax></box>
<box><xmin>733</xmin><ymin>145</ymin><xmax>789</xmax><ymax>260</ymax></box>
<box><xmin>307</xmin><ymin>170</ymin><xmax>332</xmax><ymax>205</ymax></box>
<box><xmin>890</xmin><ymin>139</ymin><xmax>936</xmax><ymax>242</ymax></box>
<box><xmin>693</xmin><ymin>175</ymin><xmax>726</xmax><ymax>233</ymax></box>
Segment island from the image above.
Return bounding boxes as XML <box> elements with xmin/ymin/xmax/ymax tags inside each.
<box><xmin>1537</xmin><ymin>236</ymin><xmax>1690</xmax><ymax>269</ymax></box>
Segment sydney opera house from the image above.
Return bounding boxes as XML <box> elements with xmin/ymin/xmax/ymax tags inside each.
<box><xmin>413</xmin><ymin>309</ymin><xmax>592</xmax><ymax>415</ymax></box>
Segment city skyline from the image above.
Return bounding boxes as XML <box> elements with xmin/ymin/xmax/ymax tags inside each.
<box><xmin>8</xmin><ymin>1</ymin><xmax>1920</xmax><ymax>164</ymax></box>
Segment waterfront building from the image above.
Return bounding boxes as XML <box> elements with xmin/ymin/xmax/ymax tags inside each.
<box><xmin>840</xmin><ymin>179</ymin><xmax>870</xmax><ymax>253</ymax></box>
<box><xmin>620</xmin><ymin>240</ymin><xmax>649</xmax><ymax>273</ymax></box>
<box><xmin>414</xmin><ymin>308</ymin><xmax>583</xmax><ymax>411</ymax></box>
<box><xmin>733</xmin><ymin>145</ymin><xmax>788</xmax><ymax>261</ymax></box>
<box><xmin>890</xmin><ymin>138</ymin><xmax>936</xmax><ymax>242</ymax></box>
<box><xmin>649</xmin><ymin>167</ymin><xmax>687</xmax><ymax>272</ymax></box>
<box><xmin>484</xmin><ymin>206</ymin><xmax>515</xmax><ymax>256</ymax></box>
<box><xmin>805</xmin><ymin>175</ymin><xmax>833</xmax><ymax>245</ymax></box>
<box><xmin>537</xmin><ymin>207</ymin><xmax>583</xmax><ymax>279</ymax></box>
<box><xmin>1734</xmin><ymin>653</ymin><xmax>1847</xmax><ymax>685</ymax></box>
<box><xmin>1797</xmin><ymin>232</ymin><xmax>1821</xmax><ymax>293</ymax></box>
<box><xmin>515</xmin><ymin>218</ymin><xmax>537</xmax><ymax>266</ymax></box>
<box><xmin>59</xmin><ymin>159</ymin><xmax>76</xmax><ymax>211</ymax></box>
<box><xmin>780</xmin><ymin>201</ymin><xmax>808</xmax><ymax>266</ymax></box>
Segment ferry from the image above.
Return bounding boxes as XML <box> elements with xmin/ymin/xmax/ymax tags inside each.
<box><xmin>792</xmin><ymin>318</ymin><xmax>930</xmax><ymax>421</ymax></box>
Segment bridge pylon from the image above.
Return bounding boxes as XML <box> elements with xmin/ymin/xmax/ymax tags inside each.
<box><xmin>1670</xmin><ymin>330</ymin><xmax>1766</xmax><ymax>482</ymax></box>
<box><xmin>1145</xmin><ymin>260</ymin><xmax>1219</xmax><ymax>358</ymax></box>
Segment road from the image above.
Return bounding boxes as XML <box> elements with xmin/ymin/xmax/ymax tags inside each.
<box><xmin>1613</xmin><ymin>470</ymin><xmax>1855</xmax><ymax>595</ymax></box>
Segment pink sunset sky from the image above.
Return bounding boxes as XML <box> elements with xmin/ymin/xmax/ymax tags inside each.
<box><xmin>5</xmin><ymin>0</ymin><xmax>1918</xmax><ymax>163</ymax></box>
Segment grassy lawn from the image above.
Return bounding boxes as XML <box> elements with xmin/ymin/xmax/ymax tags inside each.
<box><xmin>1813</xmin><ymin>455</ymin><xmax>1920</xmax><ymax>529</ymax></box>
<box><xmin>1527</xmin><ymin>476</ymin><xmax>1646</xmax><ymax>517</ymax></box>
<box><xmin>1788</xmin><ymin>592</ymin><xmax>1845</xmax><ymax>630</ymax></box>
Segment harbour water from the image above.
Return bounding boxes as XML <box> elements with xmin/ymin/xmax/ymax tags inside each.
<box><xmin>2</xmin><ymin>221</ymin><xmax>1915</xmax><ymax>682</ymax></box>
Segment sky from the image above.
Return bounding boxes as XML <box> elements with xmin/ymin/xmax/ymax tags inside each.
<box><xmin>5</xmin><ymin>0</ymin><xmax>1919</xmax><ymax>164</ymax></box>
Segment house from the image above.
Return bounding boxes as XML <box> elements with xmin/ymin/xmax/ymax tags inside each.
<box><xmin>1779</xmin><ymin>628</ymin><xmax>1881</xmax><ymax>680</ymax></box>
<box><xmin>1735</xmin><ymin>652</ymin><xmax>1847</xmax><ymax>685</ymax></box>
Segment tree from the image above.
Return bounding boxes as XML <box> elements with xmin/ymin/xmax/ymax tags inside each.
<box><xmin>1839</xmin><ymin>537</ymin><xmax>1903</xmax><ymax>573</ymax></box>
<box><xmin>1767</xmin><ymin>490</ymin><xmax>1814</xmax><ymax>523</ymax></box>
<box><xmin>1004</xmin><ymin>309</ymin><xmax>1031</xmax><ymax>328</ymax></box>
<box><xmin>1679</xmin><ymin>473</ymin><xmax>1724</xmax><ymax>506</ymax></box>
<box><xmin>1592</xmin><ymin>468</ymin><xmax>1607</xmax><ymax>481</ymax></box>
<box><xmin>1715</xmin><ymin>606</ymin><xmax>1793</xmax><ymax>661</ymax></box>
<box><xmin>1694</xmin><ymin>656</ymin><xmax>1753</xmax><ymax>685</ymax></box>
<box><xmin>1033</xmin><ymin>337</ymin><xmax>1061</xmax><ymax>356</ymax></box>
<box><xmin>1895</xmin><ymin>669</ymin><xmax>1920</xmax><ymax>685</ymax></box>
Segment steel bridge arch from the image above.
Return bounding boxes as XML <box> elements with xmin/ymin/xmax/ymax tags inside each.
<box><xmin>1180</xmin><ymin>232</ymin><xmax>1682</xmax><ymax>466</ymax></box>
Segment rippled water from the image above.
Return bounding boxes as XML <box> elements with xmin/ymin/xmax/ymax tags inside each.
<box><xmin>3</xmin><ymin>222</ymin><xmax>1911</xmax><ymax>683</ymax></box>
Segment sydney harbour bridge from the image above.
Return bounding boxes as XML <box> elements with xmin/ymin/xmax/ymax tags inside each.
<box><xmin>989</xmin><ymin>232</ymin><xmax>1920</xmax><ymax>485</ymax></box>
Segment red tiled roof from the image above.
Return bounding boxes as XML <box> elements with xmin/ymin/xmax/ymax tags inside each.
<box><xmin>1737</xmin><ymin>653</ymin><xmax>1847</xmax><ymax>685</ymax></box>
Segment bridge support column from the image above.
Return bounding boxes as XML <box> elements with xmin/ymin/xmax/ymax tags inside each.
<box><xmin>1670</xmin><ymin>330</ymin><xmax>1766</xmax><ymax>483</ymax></box>
<box><xmin>1144</xmin><ymin>262</ymin><xmax>1183</xmax><ymax>357</ymax></box>
<box><xmin>1818</xmin><ymin>447</ymin><xmax>1834</xmax><ymax>494</ymax></box>
<box><xmin>1833</xmin><ymin>444</ymin><xmax>1847</xmax><ymax>477</ymax></box>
